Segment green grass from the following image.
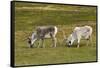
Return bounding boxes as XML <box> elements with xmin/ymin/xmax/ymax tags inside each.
<box><xmin>14</xmin><ymin>2</ymin><xmax>97</xmax><ymax>66</ymax></box>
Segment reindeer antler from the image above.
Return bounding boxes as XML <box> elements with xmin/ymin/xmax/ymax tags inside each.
<box><xmin>22</xmin><ymin>31</ymin><xmax>32</xmax><ymax>41</ymax></box>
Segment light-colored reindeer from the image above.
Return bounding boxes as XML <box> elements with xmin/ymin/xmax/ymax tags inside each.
<box><xmin>66</xmin><ymin>25</ymin><xmax>93</xmax><ymax>48</ymax></box>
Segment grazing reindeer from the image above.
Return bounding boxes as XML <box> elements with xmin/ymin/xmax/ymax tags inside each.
<box><xmin>27</xmin><ymin>26</ymin><xmax>58</xmax><ymax>48</ymax></box>
<box><xmin>66</xmin><ymin>25</ymin><xmax>93</xmax><ymax>48</ymax></box>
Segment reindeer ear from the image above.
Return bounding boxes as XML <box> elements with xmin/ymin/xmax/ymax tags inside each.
<box><xmin>27</xmin><ymin>37</ymin><xmax>30</xmax><ymax>40</ymax></box>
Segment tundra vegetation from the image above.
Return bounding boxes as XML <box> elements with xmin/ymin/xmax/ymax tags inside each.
<box><xmin>14</xmin><ymin>2</ymin><xmax>97</xmax><ymax>66</ymax></box>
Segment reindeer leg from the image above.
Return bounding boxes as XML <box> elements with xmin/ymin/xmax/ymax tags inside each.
<box><xmin>77</xmin><ymin>38</ymin><xmax>81</xmax><ymax>48</ymax></box>
<box><xmin>77</xmin><ymin>43</ymin><xmax>79</xmax><ymax>48</ymax></box>
<box><xmin>86</xmin><ymin>36</ymin><xmax>91</xmax><ymax>46</ymax></box>
<box><xmin>50</xmin><ymin>33</ymin><xmax>57</xmax><ymax>47</ymax></box>
<box><xmin>52</xmin><ymin>37</ymin><xmax>57</xmax><ymax>47</ymax></box>
<box><xmin>54</xmin><ymin>37</ymin><xmax>57</xmax><ymax>47</ymax></box>
<box><xmin>89</xmin><ymin>36</ymin><xmax>93</xmax><ymax>46</ymax></box>
<box><xmin>38</xmin><ymin>39</ymin><xmax>41</xmax><ymax>48</ymax></box>
<box><xmin>51</xmin><ymin>38</ymin><xmax>54</xmax><ymax>47</ymax></box>
<box><xmin>41</xmin><ymin>39</ymin><xmax>45</xmax><ymax>48</ymax></box>
<box><xmin>86</xmin><ymin>39</ymin><xmax>89</xmax><ymax>46</ymax></box>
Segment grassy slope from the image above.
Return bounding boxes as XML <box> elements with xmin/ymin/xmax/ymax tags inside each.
<box><xmin>14</xmin><ymin>2</ymin><xmax>97</xmax><ymax>66</ymax></box>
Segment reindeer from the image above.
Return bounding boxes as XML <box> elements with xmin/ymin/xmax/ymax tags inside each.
<box><xmin>27</xmin><ymin>26</ymin><xmax>58</xmax><ymax>48</ymax></box>
<box><xmin>66</xmin><ymin>25</ymin><xmax>93</xmax><ymax>48</ymax></box>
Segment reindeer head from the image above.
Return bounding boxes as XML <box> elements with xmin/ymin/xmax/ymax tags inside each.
<box><xmin>27</xmin><ymin>32</ymin><xmax>37</xmax><ymax>48</ymax></box>
<box><xmin>66</xmin><ymin>34</ymin><xmax>74</xmax><ymax>47</ymax></box>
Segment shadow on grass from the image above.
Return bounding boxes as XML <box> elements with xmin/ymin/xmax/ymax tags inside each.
<box><xmin>66</xmin><ymin>43</ymin><xmax>89</xmax><ymax>48</ymax></box>
<box><xmin>21</xmin><ymin>40</ymin><xmax>94</xmax><ymax>49</ymax></box>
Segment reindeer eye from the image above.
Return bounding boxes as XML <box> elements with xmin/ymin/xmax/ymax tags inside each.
<box><xmin>28</xmin><ymin>40</ymin><xmax>31</xmax><ymax>44</ymax></box>
<box><xmin>69</xmin><ymin>41</ymin><xmax>71</xmax><ymax>44</ymax></box>
<box><xmin>28</xmin><ymin>38</ymin><xmax>31</xmax><ymax>44</ymax></box>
